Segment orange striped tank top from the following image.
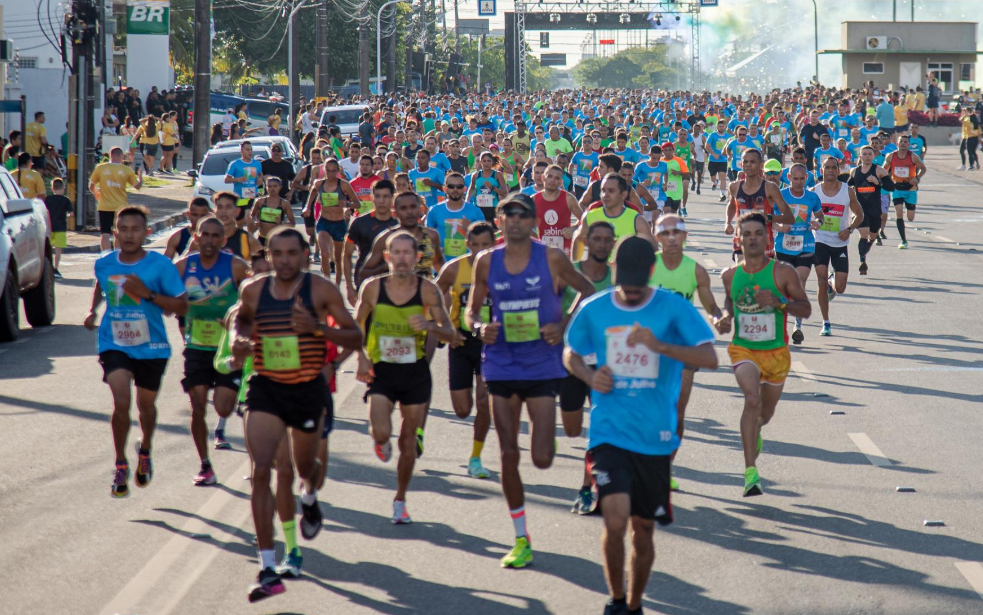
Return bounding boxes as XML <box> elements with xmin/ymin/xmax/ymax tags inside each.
<box><xmin>252</xmin><ymin>273</ymin><xmax>326</xmax><ymax>384</ymax></box>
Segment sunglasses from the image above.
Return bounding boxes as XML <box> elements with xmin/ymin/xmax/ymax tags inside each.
<box><xmin>503</xmin><ymin>209</ymin><xmax>534</xmax><ymax>219</ymax></box>
<box><xmin>446</xmin><ymin>184</ymin><xmax>465</xmax><ymax>189</ymax></box>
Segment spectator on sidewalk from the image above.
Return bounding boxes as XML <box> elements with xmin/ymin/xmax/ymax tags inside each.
<box><xmin>90</xmin><ymin>146</ymin><xmax>143</xmax><ymax>251</ymax></box>
<box><xmin>12</xmin><ymin>153</ymin><xmax>47</xmax><ymax>199</ymax></box>
<box><xmin>3</xmin><ymin>130</ymin><xmax>21</xmax><ymax>170</ymax></box>
<box><xmin>45</xmin><ymin>178</ymin><xmax>73</xmax><ymax>277</ymax></box>
<box><xmin>25</xmin><ymin>111</ymin><xmax>49</xmax><ymax>170</ymax></box>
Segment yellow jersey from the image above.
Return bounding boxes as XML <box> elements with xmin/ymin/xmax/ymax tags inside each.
<box><xmin>25</xmin><ymin>122</ymin><xmax>46</xmax><ymax>157</ymax></box>
<box><xmin>89</xmin><ymin>162</ymin><xmax>139</xmax><ymax>212</ymax></box>
<box><xmin>11</xmin><ymin>168</ymin><xmax>46</xmax><ymax>199</ymax></box>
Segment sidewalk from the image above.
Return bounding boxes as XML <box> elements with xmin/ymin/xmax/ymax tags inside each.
<box><xmin>64</xmin><ymin>171</ymin><xmax>194</xmax><ymax>254</ymax></box>
<box><xmin>926</xmin><ymin>145</ymin><xmax>983</xmax><ymax>187</ymax></box>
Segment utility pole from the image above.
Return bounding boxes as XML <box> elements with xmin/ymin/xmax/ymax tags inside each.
<box><xmin>359</xmin><ymin>3</ymin><xmax>370</xmax><ymax>97</ymax></box>
<box><xmin>454</xmin><ymin>0</ymin><xmax>460</xmax><ymax>53</ymax></box>
<box><xmin>386</xmin><ymin>16</ymin><xmax>397</xmax><ymax>94</ymax></box>
<box><xmin>192</xmin><ymin>0</ymin><xmax>211</xmax><ymax>168</ymax></box>
<box><xmin>315</xmin><ymin>0</ymin><xmax>329</xmax><ymax>97</ymax></box>
<box><xmin>67</xmin><ymin>0</ymin><xmax>98</xmax><ymax>228</ymax></box>
<box><xmin>290</xmin><ymin>6</ymin><xmax>300</xmax><ymax>130</ymax></box>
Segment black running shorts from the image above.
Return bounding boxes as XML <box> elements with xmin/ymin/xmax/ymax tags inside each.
<box><xmin>99</xmin><ymin>350</ymin><xmax>168</xmax><ymax>392</ymax></box>
<box><xmin>813</xmin><ymin>242</ymin><xmax>849</xmax><ymax>273</ymax></box>
<box><xmin>448</xmin><ymin>334</ymin><xmax>483</xmax><ymax>391</ymax></box>
<box><xmin>246</xmin><ymin>373</ymin><xmax>327</xmax><ymax>434</ymax></box>
<box><xmin>181</xmin><ymin>347</ymin><xmax>242</xmax><ymax>392</ymax></box>
<box><xmin>365</xmin><ymin>359</ymin><xmax>433</xmax><ymax>406</ymax></box>
<box><xmin>587</xmin><ymin>443</ymin><xmax>673</xmax><ymax>525</ymax></box>
<box><xmin>559</xmin><ymin>373</ymin><xmax>590</xmax><ymax>413</ymax></box>
<box><xmin>486</xmin><ymin>378</ymin><xmax>561</xmax><ymax>401</ymax></box>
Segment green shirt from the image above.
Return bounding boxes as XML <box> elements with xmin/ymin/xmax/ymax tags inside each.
<box><xmin>730</xmin><ymin>259</ymin><xmax>786</xmax><ymax>350</ymax></box>
<box><xmin>650</xmin><ymin>254</ymin><xmax>698</xmax><ymax>302</ymax></box>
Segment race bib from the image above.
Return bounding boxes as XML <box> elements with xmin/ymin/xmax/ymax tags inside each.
<box><xmin>476</xmin><ymin>193</ymin><xmax>495</xmax><ymax>209</ymax></box>
<box><xmin>574</xmin><ymin>175</ymin><xmax>589</xmax><ymax>187</ymax></box>
<box><xmin>714</xmin><ymin>141</ymin><xmax>724</xmax><ymax>152</ymax></box>
<box><xmin>503</xmin><ymin>309</ymin><xmax>541</xmax><ymax>343</ymax></box>
<box><xmin>259</xmin><ymin>207</ymin><xmax>281</xmax><ymax>223</ymax></box>
<box><xmin>894</xmin><ymin>166</ymin><xmax>910</xmax><ymax>178</ymax></box>
<box><xmin>242</xmin><ymin>187</ymin><xmax>256</xmax><ymax>199</ymax></box>
<box><xmin>820</xmin><ymin>204</ymin><xmax>845</xmax><ymax>232</ymax></box>
<box><xmin>190</xmin><ymin>319</ymin><xmax>222</xmax><ymax>347</ymax></box>
<box><xmin>415</xmin><ymin>179</ymin><xmax>431</xmax><ymax>193</ymax></box>
<box><xmin>445</xmin><ymin>237</ymin><xmax>466</xmax><ymax>257</ymax></box>
<box><xmin>379</xmin><ymin>336</ymin><xmax>416</xmax><ymax>364</ymax></box>
<box><xmin>505</xmin><ymin>173</ymin><xmax>516</xmax><ymax>185</ymax></box>
<box><xmin>112</xmin><ymin>319</ymin><xmax>149</xmax><ymax>347</ymax></box>
<box><xmin>543</xmin><ymin>234</ymin><xmax>564</xmax><ymax>249</ymax></box>
<box><xmin>666</xmin><ymin>181</ymin><xmax>678</xmax><ymax>194</ymax></box>
<box><xmin>782</xmin><ymin>234</ymin><xmax>804</xmax><ymax>252</ymax></box>
<box><xmin>358</xmin><ymin>199</ymin><xmax>374</xmax><ymax>214</ymax></box>
<box><xmin>738</xmin><ymin>314</ymin><xmax>776</xmax><ymax>342</ymax></box>
<box><xmin>263</xmin><ymin>336</ymin><xmax>300</xmax><ymax>371</ymax></box>
<box><xmin>770</xmin><ymin>135</ymin><xmax>782</xmax><ymax>145</ymax></box>
<box><xmin>605</xmin><ymin>326</ymin><xmax>658</xmax><ymax>379</ymax></box>
<box><xmin>320</xmin><ymin>192</ymin><xmax>339</xmax><ymax>207</ymax></box>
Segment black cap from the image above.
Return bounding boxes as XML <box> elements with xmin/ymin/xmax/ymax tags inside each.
<box><xmin>615</xmin><ymin>236</ymin><xmax>655</xmax><ymax>286</ymax></box>
<box><xmin>496</xmin><ymin>193</ymin><xmax>536</xmax><ymax>214</ymax></box>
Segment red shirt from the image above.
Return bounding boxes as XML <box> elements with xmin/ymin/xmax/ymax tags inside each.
<box><xmin>534</xmin><ymin>190</ymin><xmax>574</xmax><ymax>253</ymax></box>
<box><xmin>350</xmin><ymin>175</ymin><xmax>379</xmax><ymax>214</ymax></box>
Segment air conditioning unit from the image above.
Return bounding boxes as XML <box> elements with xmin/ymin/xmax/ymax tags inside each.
<box><xmin>866</xmin><ymin>36</ymin><xmax>887</xmax><ymax>50</ymax></box>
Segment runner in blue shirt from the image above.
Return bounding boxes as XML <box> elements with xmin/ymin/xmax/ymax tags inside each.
<box><xmin>84</xmin><ymin>206</ymin><xmax>189</xmax><ymax>499</ymax></box>
<box><xmin>812</xmin><ymin>134</ymin><xmax>843</xmax><ymax>176</ymax></box>
<box><xmin>570</xmin><ymin>137</ymin><xmax>599</xmax><ymax>197</ymax></box>
<box><xmin>705</xmin><ymin>123</ymin><xmax>731</xmax><ymax>201</ymax></box>
<box><xmin>425</xmin><ymin>172</ymin><xmax>486</xmax><ymax>258</ymax></box>
<box><xmin>224</xmin><ymin>141</ymin><xmax>265</xmax><ymax>225</ymax></box>
<box><xmin>407</xmin><ymin>149</ymin><xmax>445</xmax><ymax>210</ymax></box>
<box><xmin>563</xmin><ymin>236</ymin><xmax>717</xmax><ymax>615</ymax></box>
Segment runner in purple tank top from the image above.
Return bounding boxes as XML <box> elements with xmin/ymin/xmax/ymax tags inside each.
<box><xmin>466</xmin><ymin>193</ymin><xmax>596</xmax><ymax>568</ymax></box>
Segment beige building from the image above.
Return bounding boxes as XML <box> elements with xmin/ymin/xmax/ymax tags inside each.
<box><xmin>820</xmin><ymin>21</ymin><xmax>981</xmax><ymax>94</ymax></box>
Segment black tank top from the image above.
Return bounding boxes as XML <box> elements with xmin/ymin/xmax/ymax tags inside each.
<box><xmin>175</xmin><ymin>227</ymin><xmax>192</xmax><ymax>255</ymax></box>
<box><xmin>850</xmin><ymin>165</ymin><xmax>881</xmax><ymax>210</ymax></box>
<box><xmin>253</xmin><ymin>273</ymin><xmax>326</xmax><ymax>384</ymax></box>
<box><xmin>223</xmin><ymin>228</ymin><xmax>252</xmax><ymax>260</ymax></box>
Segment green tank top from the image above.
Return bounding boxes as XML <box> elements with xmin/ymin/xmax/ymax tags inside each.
<box><xmin>365</xmin><ymin>277</ymin><xmax>428</xmax><ymax>364</ymax></box>
<box><xmin>730</xmin><ymin>259</ymin><xmax>786</xmax><ymax>350</ymax></box>
<box><xmin>650</xmin><ymin>254</ymin><xmax>698</xmax><ymax>303</ymax></box>
<box><xmin>503</xmin><ymin>153</ymin><xmax>520</xmax><ymax>188</ymax></box>
<box><xmin>678</xmin><ymin>142</ymin><xmax>692</xmax><ymax>165</ymax></box>
<box><xmin>584</xmin><ymin>206</ymin><xmax>639</xmax><ymax>263</ymax></box>
<box><xmin>183</xmin><ymin>253</ymin><xmax>239</xmax><ymax>351</ymax></box>
<box><xmin>562</xmin><ymin>261</ymin><xmax>612</xmax><ymax>314</ymax></box>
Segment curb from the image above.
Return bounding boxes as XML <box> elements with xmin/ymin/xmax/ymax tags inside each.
<box><xmin>63</xmin><ymin>211</ymin><xmax>188</xmax><ymax>254</ymax></box>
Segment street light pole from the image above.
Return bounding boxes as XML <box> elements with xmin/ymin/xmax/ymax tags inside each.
<box><xmin>811</xmin><ymin>0</ymin><xmax>819</xmax><ymax>84</ymax></box>
<box><xmin>378</xmin><ymin>1</ymin><xmax>408</xmax><ymax>95</ymax></box>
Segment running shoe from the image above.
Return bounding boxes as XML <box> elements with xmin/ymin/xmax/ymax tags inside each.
<box><xmin>213</xmin><ymin>429</ymin><xmax>232</xmax><ymax>450</ymax></box>
<box><xmin>300</xmin><ymin>497</ymin><xmax>323</xmax><ymax>540</ymax></box>
<box><xmin>392</xmin><ymin>500</ymin><xmax>412</xmax><ymax>525</ymax></box>
<box><xmin>879</xmin><ymin>230</ymin><xmax>887</xmax><ymax>240</ymax></box>
<box><xmin>899</xmin><ymin>241</ymin><xmax>908</xmax><ymax>250</ymax></box>
<box><xmin>415</xmin><ymin>428</ymin><xmax>425</xmax><ymax>457</ymax></box>
<box><xmin>134</xmin><ymin>441</ymin><xmax>153</xmax><ymax>488</ymax></box>
<box><xmin>859</xmin><ymin>262</ymin><xmax>868</xmax><ymax>276</ymax></box>
<box><xmin>743</xmin><ymin>467</ymin><xmax>763</xmax><ymax>497</ymax></box>
<box><xmin>718</xmin><ymin>193</ymin><xmax>727</xmax><ymax>202</ymax></box>
<box><xmin>111</xmin><ymin>462</ymin><xmax>130</xmax><ymax>499</ymax></box>
<box><xmin>468</xmin><ymin>457</ymin><xmax>490</xmax><ymax>479</ymax></box>
<box><xmin>711</xmin><ymin>181</ymin><xmax>718</xmax><ymax>190</ymax></box>
<box><xmin>571</xmin><ymin>486</ymin><xmax>594</xmax><ymax>515</ymax></box>
<box><xmin>603</xmin><ymin>598</ymin><xmax>629</xmax><ymax>615</ymax></box>
<box><xmin>791</xmin><ymin>327</ymin><xmax>804</xmax><ymax>345</ymax></box>
<box><xmin>194</xmin><ymin>465</ymin><xmax>217</xmax><ymax>486</ymax></box>
<box><xmin>820</xmin><ymin>322</ymin><xmax>832</xmax><ymax>336</ymax></box>
<box><xmin>826</xmin><ymin>274</ymin><xmax>836</xmax><ymax>300</ymax></box>
<box><xmin>53</xmin><ymin>269</ymin><xmax>63</xmax><ymax>279</ymax></box>
<box><xmin>247</xmin><ymin>568</ymin><xmax>285</xmax><ymax>603</ymax></box>
<box><xmin>874</xmin><ymin>236</ymin><xmax>883</xmax><ymax>246</ymax></box>
<box><xmin>501</xmin><ymin>536</ymin><xmax>533</xmax><ymax>568</ymax></box>
<box><xmin>956</xmin><ymin>164</ymin><xmax>967</xmax><ymax>170</ymax></box>
<box><xmin>680</xmin><ymin>207</ymin><xmax>688</xmax><ymax>217</ymax></box>
<box><xmin>375</xmin><ymin>441</ymin><xmax>392</xmax><ymax>463</ymax></box>
<box><xmin>696</xmin><ymin>185</ymin><xmax>701</xmax><ymax>195</ymax></box>
<box><xmin>670</xmin><ymin>476</ymin><xmax>680</xmax><ymax>491</ymax></box>
<box><xmin>275</xmin><ymin>548</ymin><xmax>303</xmax><ymax>578</ymax></box>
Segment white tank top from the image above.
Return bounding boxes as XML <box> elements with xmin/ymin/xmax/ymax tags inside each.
<box><xmin>812</xmin><ymin>182</ymin><xmax>852</xmax><ymax>249</ymax></box>
<box><xmin>692</xmin><ymin>134</ymin><xmax>707</xmax><ymax>162</ymax></box>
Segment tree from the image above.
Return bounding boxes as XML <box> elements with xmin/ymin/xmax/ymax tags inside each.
<box><xmin>574</xmin><ymin>46</ymin><xmax>675</xmax><ymax>90</ymax></box>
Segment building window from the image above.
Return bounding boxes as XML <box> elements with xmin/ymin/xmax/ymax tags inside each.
<box><xmin>961</xmin><ymin>63</ymin><xmax>974</xmax><ymax>82</ymax></box>
<box><xmin>928</xmin><ymin>62</ymin><xmax>954</xmax><ymax>92</ymax></box>
<box><xmin>863</xmin><ymin>62</ymin><xmax>884</xmax><ymax>75</ymax></box>
<box><xmin>17</xmin><ymin>57</ymin><xmax>38</xmax><ymax>69</ymax></box>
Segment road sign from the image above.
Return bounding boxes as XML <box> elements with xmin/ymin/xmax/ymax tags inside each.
<box><xmin>478</xmin><ymin>0</ymin><xmax>496</xmax><ymax>17</ymax></box>
<box><xmin>701</xmin><ymin>0</ymin><xmax>719</xmax><ymax>6</ymax></box>
<box><xmin>457</xmin><ymin>18</ymin><xmax>490</xmax><ymax>36</ymax></box>
<box><xmin>127</xmin><ymin>1</ymin><xmax>170</xmax><ymax>36</ymax></box>
<box><xmin>540</xmin><ymin>53</ymin><xmax>567</xmax><ymax>67</ymax></box>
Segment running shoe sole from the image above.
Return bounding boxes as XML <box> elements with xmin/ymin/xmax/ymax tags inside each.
<box><xmin>248</xmin><ymin>580</ymin><xmax>285</xmax><ymax>603</ymax></box>
<box><xmin>134</xmin><ymin>441</ymin><xmax>152</xmax><ymax>488</ymax></box>
<box><xmin>214</xmin><ymin>440</ymin><xmax>232</xmax><ymax>450</ymax></box>
<box><xmin>791</xmin><ymin>329</ymin><xmax>804</xmax><ymax>344</ymax></box>
<box><xmin>194</xmin><ymin>471</ymin><xmax>217</xmax><ymax>486</ymax></box>
<box><xmin>743</xmin><ymin>483</ymin><xmax>763</xmax><ymax>497</ymax></box>
<box><xmin>300</xmin><ymin>500</ymin><xmax>323</xmax><ymax>540</ymax></box>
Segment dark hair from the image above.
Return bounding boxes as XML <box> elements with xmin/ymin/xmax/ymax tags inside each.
<box><xmin>602</xmin><ymin>172</ymin><xmax>629</xmax><ymax>193</ymax></box>
<box><xmin>115</xmin><ymin>205</ymin><xmax>150</xmax><ymax>226</ymax></box>
<box><xmin>17</xmin><ymin>152</ymin><xmax>31</xmax><ymax>167</ymax></box>
<box><xmin>598</xmin><ymin>153</ymin><xmax>623</xmax><ymax>172</ymax></box>
<box><xmin>51</xmin><ymin>177</ymin><xmax>65</xmax><ymax>190</ymax></box>
<box><xmin>251</xmin><ymin>249</ymin><xmax>267</xmax><ymax>263</ymax></box>
<box><xmin>34</xmin><ymin>111</ymin><xmax>44</xmax><ymax>120</ymax></box>
<box><xmin>386</xmin><ymin>230</ymin><xmax>418</xmax><ymax>252</ymax></box>
<box><xmin>360</xmin><ymin>154</ymin><xmax>374</xmax><ymax>165</ymax></box>
<box><xmin>737</xmin><ymin>211</ymin><xmax>768</xmax><ymax>231</ymax></box>
<box><xmin>586</xmin><ymin>220</ymin><xmax>615</xmax><ymax>238</ymax></box>
<box><xmin>266</xmin><ymin>226</ymin><xmax>308</xmax><ymax>251</ymax></box>
<box><xmin>196</xmin><ymin>215</ymin><xmax>225</xmax><ymax>234</ymax></box>
<box><xmin>792</xmin><ymin>147</ymin><xmax>806</xmax><ymax>158</ymax></box>
<box><xmin>373</xmin><ymin>179</ymin><xmax>395</xmax><ymax>195</ymax></box>
<box><xmin>189</xmin><ymin>197</ymin><xmax>211</xmax><ymax>209</ymax></box>
<box><xmin>213</xmin><ymin>191</ymin><xmax>239</xmax><ymax>205</ymax></box>
<box><xmin>394</xmin><ymin>191</ymin><xmax>421</xmax><ymax>208</ymax></box>
<box><xmin>9</xmin><ymin>130</ymin><xmax>20</xmax><ymax>141</ymax></box>
<box><xmin>467</xmin><ymin>221</ymin><xmax>496</xmax><ymax>240</ymax></box>
<box><xmin>742</xmin><ymin>148</ymin><xmax>763</xmax><ymax>161</ymax></box>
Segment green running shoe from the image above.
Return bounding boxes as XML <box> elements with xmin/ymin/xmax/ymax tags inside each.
<box><xmin>468</xmin><ymin>457</ymin><xmax>490</xmax><ymax>479</ymax></box>
<box><xmin>501</xmin><ymin>536</ymin><xmax>533</xmax><ymax>568</ymax></box>
<box><xmin>743</xmin><ymin>466</ymin><xmax>763</xmax><ymax>497</ymax></box>
<box><xmin>757</xmin><ymin>433</ymin><xmax>763</xmax><ymax>455</ymax></box>
<box><xmin>669</xmin><ymin>476</ymin><xmax>680</xmax><ymax>491</ymax></box>
<box><xmin>898</xmin><ymin>241</ymin><xmax>908</xmax><ymax>250</ymax></box>
<box><xmin>275</xmin><ymin>548</ymin><xmax>303</xmax><ymax>578</ymax></box>
<box><xmin>415</xmin><ymin>428</ymin><xmax>425</xmax><ymax>457</ymax></box>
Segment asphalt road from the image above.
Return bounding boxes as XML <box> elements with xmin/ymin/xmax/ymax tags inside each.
<box><xmin>2</xmin><ymin>148</ymin><xmax>982</xmax><ymax>615</ymax></box>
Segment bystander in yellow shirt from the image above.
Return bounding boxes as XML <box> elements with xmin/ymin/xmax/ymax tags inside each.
<box><xmin>89</xmin><ymin>162</ymin><xmax>139</xmax><ymax>212</ymax></box>
<box><xmin>11</xmin><ymin>168</ymin><xmax>46</xmax><ymax>199</ymax></box>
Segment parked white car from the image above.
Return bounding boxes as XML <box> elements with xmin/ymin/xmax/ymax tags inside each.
<box><xmin>319</xmin><ymin>105</ymin><xmax>369</xmax><ymax>138</ymax></box>
<box><xmin>189</xmin><ymin>145</ymin><xmax>272</xmax><ymax>203</ymax></box>
<box><xmin>0</xmin><ymin>167</ymin><xmax>55</xmax><ymax>341</ymax></box>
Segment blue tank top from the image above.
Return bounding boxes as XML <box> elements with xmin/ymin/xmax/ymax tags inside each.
<box><xmin>482</xmin><ymin>241</ymin><xmax>566</xmax><ymax>381</ymax></box>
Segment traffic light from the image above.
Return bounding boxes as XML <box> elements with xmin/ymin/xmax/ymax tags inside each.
<box><xmin>540</xmin><ymin>32</ymin><xmax>549</xmax><ymax>48</ymax></box>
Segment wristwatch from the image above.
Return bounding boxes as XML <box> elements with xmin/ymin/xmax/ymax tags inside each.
<box><xmin>313</xmin><ymin>322</ymin><xmax>328</xmax><ymax>338</ymax></box>
<box><xmin>147</xmin><ymin>291</ymin><xmax>157</xmax><ymax>303</ymax></box>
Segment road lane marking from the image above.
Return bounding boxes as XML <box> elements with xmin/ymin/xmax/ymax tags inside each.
<box><xmin>848</xmin><ymin>433</ymin><xmax>893</xmax><ymax>467</ymax></box>
<box><xmin>98</xmin><ymin>457</ymin><xmax>252</xmax><ymax>615</ymax></box>
<box><xmin>879</xmin><ymin>367</ymin><xmax>983</xmax><ymax>373</ymax></box>
<box><xmin>790</xmin><ymin>361</ymin><xmax>818</xmax><ymax>384</ymax></box>
<box><xmin>933</xmin><ymin>235</ymin><xmax>956</xmax><ymax>244</ymax></box>
<box><xmin>955</xmin><ymin>562</ymin><xmax>983</xmax><ymax>601</ymax></box>
<box><xmin>703</xmin><ymin>258</ymin><xmax>720</xmax><ymax>269</ymax></box>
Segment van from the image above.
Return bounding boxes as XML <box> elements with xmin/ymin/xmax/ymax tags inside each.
<box><xmin>318</xmin><ymin>105</ymin><xmax>370</xmax><ymax>139</ymax></box>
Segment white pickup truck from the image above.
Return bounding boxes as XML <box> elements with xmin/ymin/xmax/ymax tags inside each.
<box><xmin>0</xmin><ymin>167</ymin><xmax>55</xmax><ymax>341</ymax></box>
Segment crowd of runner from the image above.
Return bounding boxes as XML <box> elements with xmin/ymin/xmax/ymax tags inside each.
<box><xmin>85</xmin><ymin>83</ymin><xmax>931</xmax><ymax>613</ymax></box>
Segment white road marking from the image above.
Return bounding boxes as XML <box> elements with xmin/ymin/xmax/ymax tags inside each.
<box><xmin>879</xmin><ymin>366</ymin><xmax>983</xmax><ymax>373</ymax></box>
<box><xmin>933</xmin><ymin>235</ymin><xmax>956</xmax><ymax>243</ymax></box>
<box><xmin>790</xmin><ymin>360</ymin><xmax>818</xmax><ymax>383</ymax></box>
<box><xmin>703</xmin><ymin>258</ymin><xmax>719</xmax><ymax>269</ymax></box>
<box><xmin>955</xmin><ymin>562</ymin><xmax>983</xmax><ymax>601</ymax></box>
<box><xmin>97</xmin><ymin>457</ymin><xmax>252</xmax><ymax>615</ymax></box>
<box><xmin>848</xmin><ymin>433</ymin><xmax>893</xmax><ymax>467</ymax></box>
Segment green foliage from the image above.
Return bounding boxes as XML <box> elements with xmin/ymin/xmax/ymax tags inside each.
<box><xmin>574</xmin><ymin>46</ymin><xmax>675</xmax><ymax>90</ymax></box>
